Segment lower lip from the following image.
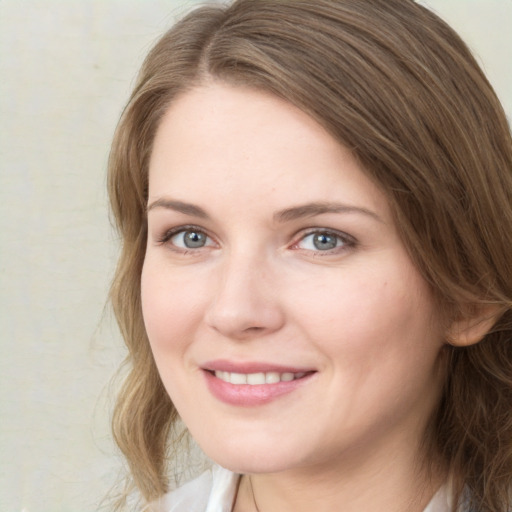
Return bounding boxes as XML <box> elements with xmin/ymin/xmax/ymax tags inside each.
<box><xmin>203</xmin><ymin>370</ymin><xmax>314</xmax><ymax>406</ymax></box>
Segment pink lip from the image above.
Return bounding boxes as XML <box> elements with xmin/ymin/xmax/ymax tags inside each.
<box><xmin>202</xmin><ymin>360</ymin><xmax>316</xmax><ymax>407</ymax></box>
<box><xmin>202</xmin><ymin>359</ymin><xmax>313</xmax><ymax>374</ymax></box>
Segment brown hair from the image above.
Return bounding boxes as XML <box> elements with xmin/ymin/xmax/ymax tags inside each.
<box><xmin>108</xmin><ymin>0</ymin><xmax>512</xmax><ymax>510</ymax></box>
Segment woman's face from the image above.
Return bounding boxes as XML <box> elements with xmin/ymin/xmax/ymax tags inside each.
<box><xmin>142</xmin><ymin>83</ymin><xmax>446</xmax><ymax>475</ymax></box>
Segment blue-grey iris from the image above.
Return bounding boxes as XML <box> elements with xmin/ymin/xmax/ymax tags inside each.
<box><xmin>184</xmin><ymin>231</ymin><xmax>207</xmax><ymax>248</ymax></box>
<box><xmin>313</xmin><ymin>233</ymin><xmax>338</xmax><ymax>250</ymax></box>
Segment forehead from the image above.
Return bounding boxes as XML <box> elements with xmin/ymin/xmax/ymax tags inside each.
<box><xmin>148</xmin><ymin>83</ymin><xmax>390</xmax><ymax>220</ymax></box>
<box><xmin>150</xmin><ymin>83</ymin><xmax>338</xmax><ymax>171</ymax></box>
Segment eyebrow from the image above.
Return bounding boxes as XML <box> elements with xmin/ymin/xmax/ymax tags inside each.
<box><xmin>147</xmin><ymin>198</ymin><xmax>382</xmax><ymax>223</ymax></box>
<box><xmin>273</xmin><ymin>202</ymin><xmax>383</xmax><ymax>223</ymax></box>
<box><xmin>147</xmin><ymin>198</ymin><xmax>209</xmax><ymax>218</ymax></box>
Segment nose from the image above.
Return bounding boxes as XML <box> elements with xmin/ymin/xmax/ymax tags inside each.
<box><xmin>204</xmin><ymin>253</ymin><xmax>285</xmax><ymax>340</ymax></box>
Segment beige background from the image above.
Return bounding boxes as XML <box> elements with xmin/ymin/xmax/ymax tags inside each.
<box><xmin>0</xmin><ymin>1</ymin><xmax>510</xmax><ymax>511</ymax></box>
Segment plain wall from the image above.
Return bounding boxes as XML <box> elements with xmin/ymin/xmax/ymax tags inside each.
<box><xmin>0</xmin><ymin>1</ymin><xmax>510</xmax><ymax>511</ymax></box>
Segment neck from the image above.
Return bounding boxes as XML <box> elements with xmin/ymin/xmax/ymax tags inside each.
<box><xmin>234</xmin><ymin>437</ymin><xmax>445</xmax><ymax>512</ymax></box>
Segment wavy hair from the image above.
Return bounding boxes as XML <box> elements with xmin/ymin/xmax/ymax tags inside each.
<box><xmin>108</xmin><ymin>1</ymin><xmax>512</xmax><ymax>510</ymax></box>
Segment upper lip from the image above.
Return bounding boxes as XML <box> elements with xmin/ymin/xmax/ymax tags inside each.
<box><xmin>202</xmin><ymin>359</ymin><xmax>316</xmax><ymax>374</ymax></box>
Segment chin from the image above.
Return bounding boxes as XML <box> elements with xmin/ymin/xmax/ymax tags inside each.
<box><xmin>199</xmin><ymin>438</ymin><xmax>302</xmax><ymax>475</ymax></box>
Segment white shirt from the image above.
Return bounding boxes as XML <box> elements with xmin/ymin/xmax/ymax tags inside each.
<box><xmin>154</xmin><ymin>465</ymin><xmax>454</xmax><ymax>512</ymax></box>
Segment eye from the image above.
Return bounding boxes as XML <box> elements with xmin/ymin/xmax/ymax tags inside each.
<box><xmin>158</xmin><ymin>227</ymin><xmax>215</xmax><ymax>250</ymax></box>
<box><xmin>294</xmin><ymin>230</ymin><xmax>354</xmax><ymax>253</ymax></box>
<box><xmin>173</xmin><ymin>230</ymin><xmax>209</xmax><ymax>249</ymax></box>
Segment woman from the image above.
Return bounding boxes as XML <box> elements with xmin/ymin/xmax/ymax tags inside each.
<box><xmin>107</xmin><ymin>1</ymin><xmax>512</xmax><ymax>510</ymax></box>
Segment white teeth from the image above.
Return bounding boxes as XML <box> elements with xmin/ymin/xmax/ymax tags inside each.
<box><xmin>265</xmin><ymin>372</ymin><xmax>280</xmax><ymax>384</ymax></box>
<box><xmin>214</xmin><ymin>370</ymin><xmax>307</xmax><ymax>385</ymax></box>
<box><xmin>247</xmin><ymin>372</ymin><xmax>266</xmax><ymax>385</ymax></box>
<box><xmin>230</xmin><ymin>372</ymin><xmax>247</xmax><ymax>384</ymax></box>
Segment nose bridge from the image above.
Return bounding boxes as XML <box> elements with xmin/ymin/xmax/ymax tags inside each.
<box><xmin>205</xmin><ymin>246</ymin><xmax>284</xmax><ymax>338</ymax></box>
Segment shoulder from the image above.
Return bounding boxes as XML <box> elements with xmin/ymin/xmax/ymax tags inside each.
<box><xmin>152</xmin><ymin>465</ymin><xmax>240</xmax><ymax>512</ymax></box>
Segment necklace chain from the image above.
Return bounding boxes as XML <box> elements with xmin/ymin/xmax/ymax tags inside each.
<box><xmin>248</xmin><ymin>475</ymin><xmax>261</xmax><ymax>512</ymax></box>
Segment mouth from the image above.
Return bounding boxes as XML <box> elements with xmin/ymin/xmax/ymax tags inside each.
<box><xmin>210</xmin><ymin>370</ymin><xmax>311</xmax><ymax>385</ymax></box>
<box><xmin>201</xmin><ymin>361</ymin><xmax>317</xmax><ymax>406</ymax></box>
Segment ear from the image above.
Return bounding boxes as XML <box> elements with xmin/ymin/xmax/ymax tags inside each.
<box><xmin>446</xmin><ymin>304</ymin><xmax>503</xmax><ymax>347</ymax></box>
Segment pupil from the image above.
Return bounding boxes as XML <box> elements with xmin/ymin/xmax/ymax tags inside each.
<box><xmin>313</xmin><ymin>233</ymin><xmax>337</xmax><ymax>250</ymax></box>
<box><xmin>184</xmin><ymin>231</ymin><xmax>206</xmax><ymax>248</ymax></box>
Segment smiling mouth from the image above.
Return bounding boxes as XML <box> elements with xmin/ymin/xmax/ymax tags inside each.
<box><xmin>203</xmin><ymin>366</ymin><xmax>316</xmax><ymax>405</ymax></box>
<box><xmin>212</xmin><ymin>370</ymin><xmax>311</xmax><ymax>385</ymax></box>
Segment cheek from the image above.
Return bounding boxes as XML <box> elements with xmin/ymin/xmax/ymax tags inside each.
<box><xmin>292</xmin><ymin>260</ymin><xmax>441</xmax><ymax>368</ymax></box>
<box><xmin>295</xmin><ymin>263</ymin><xmax>444</xmax><ymax>432</ymax></box>
<box><xmin>140</xmin><ymin>259</ymin><xmax>205</xmax><ymax>354</ymax></box>
<box><xmin>140</xmin><ymin>258</ymin><xmax>214</xmax><ymax>410</ymax></box>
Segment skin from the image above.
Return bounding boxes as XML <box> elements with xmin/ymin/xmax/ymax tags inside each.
<box><xmin>142</xmin><ymin>83</ymin><xmax>448</xmax><ymax>511</ymax></box>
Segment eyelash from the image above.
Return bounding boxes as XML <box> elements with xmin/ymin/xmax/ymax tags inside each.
<box><xmin>156</xmin><ymin>225</ymin><xmax>213</xmax><ymax>249</ymax></box>
<box><xmin>155</xmin><ymin>225</ymin><xmax>356</xmax><ymax>255</ymax></box>
<box><xmin>291</xmin><ymin>228</ymin><xmax>356</xmax><ymax>255</ymax></box>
